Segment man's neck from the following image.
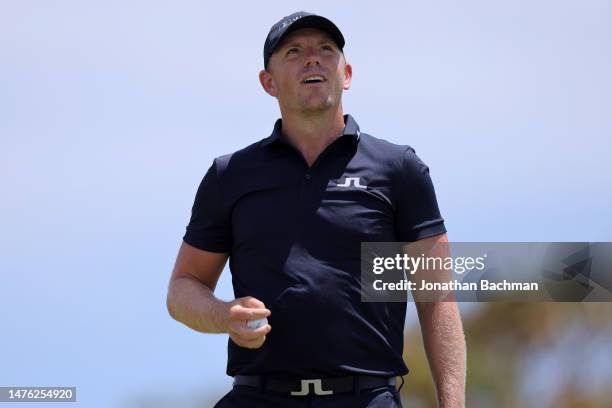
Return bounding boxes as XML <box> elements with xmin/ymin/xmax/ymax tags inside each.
<box><xmin>278</xmin><ymin>107</ymin><xmax>347</xmax><ymax>167</ymax></box>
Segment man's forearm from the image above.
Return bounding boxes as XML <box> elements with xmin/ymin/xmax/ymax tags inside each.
<box><xmin>416</xmin><ymin>301</ymin><xmax>466</xmax><ymax>408</ymax></box>
<box><xmin>167</xmin><ymin>276</ymin><xmax>229</xmax><ymax>333</ymax></box>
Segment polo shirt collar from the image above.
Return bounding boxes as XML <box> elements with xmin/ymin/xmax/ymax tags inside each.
<box><xmin>261</xmin><ymin>114</ymin><xmax>361</xmax><ymax>148</ymax></box>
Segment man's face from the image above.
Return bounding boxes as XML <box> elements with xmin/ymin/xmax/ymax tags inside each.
<box><xmin>260</xmin><ymin>28</ymin><xmax>352</xmax><ymax>115</ymax></box>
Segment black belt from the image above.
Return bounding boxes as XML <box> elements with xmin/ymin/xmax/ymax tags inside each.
<box><xmin>233</xmin><ymin>374</ymin><xmax>396</xmax><ymax>396</ymax></box>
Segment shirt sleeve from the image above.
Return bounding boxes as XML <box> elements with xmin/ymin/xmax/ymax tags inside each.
<box><xmin>183</xmin><ymin>160</ymin><xmax>233</xmax><ymax>253</ymax></box>
<box><xmin>394</xmin><ymin>147</ymin><xmax>447</xmax><ymax>242</ymax></box>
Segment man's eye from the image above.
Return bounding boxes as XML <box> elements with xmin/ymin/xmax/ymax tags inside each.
<box><xmin>322</xmin><ymin>45</ymin><xmax>334</xmax><ymax>51</ymax></box>
<box><xmin>287</xmin><ymin>48</ymin><xmax>299</xmax><ymax>55</ymax></box>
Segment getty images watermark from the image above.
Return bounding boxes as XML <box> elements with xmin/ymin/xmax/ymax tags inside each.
<box><xmin>360</xmin><ymin>242</ymin><xmax>612</xmax><ymax>302</ymax></box>
<box><xmin>370</xmin><ymin>252</ymin><xmax>539</xmax><ymax>292</ymax></box>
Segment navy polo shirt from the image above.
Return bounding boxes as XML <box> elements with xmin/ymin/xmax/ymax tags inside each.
<box><xmin>183</xmin><ymin>114</ymin><xmax>446</xmax><ymax>378</ymax></box>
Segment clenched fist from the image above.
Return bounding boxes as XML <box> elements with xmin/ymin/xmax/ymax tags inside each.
<box><xmin>223</xmin><ymin>296</ymin><xmax>271</xmax><ymax>349</ymax></box>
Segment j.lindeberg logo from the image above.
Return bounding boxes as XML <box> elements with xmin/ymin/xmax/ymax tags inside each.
<box><xmin>336</xmin><ymin>177</ymin><xmax>367</xmax><ymax>188</ymax></box>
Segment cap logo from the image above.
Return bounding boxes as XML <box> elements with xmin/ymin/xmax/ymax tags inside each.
<box><xmin>279</xmin><ymin>15</ymin><xmax>303</xmax><ymax>31</ymax></box>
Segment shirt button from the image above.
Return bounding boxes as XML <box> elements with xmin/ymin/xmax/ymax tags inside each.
<box><xmin>305</xmin><ymin>174</ymin><xmax>312</xmax><ymax>180</ymax></box>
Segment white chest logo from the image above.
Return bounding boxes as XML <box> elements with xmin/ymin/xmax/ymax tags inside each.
<box><xmin>336</xmin><ymin>177</ymin><xmax>367</xmax><ymax>188</ymax></box>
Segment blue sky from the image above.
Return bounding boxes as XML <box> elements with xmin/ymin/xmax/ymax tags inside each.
<box><xmin>1</xmin><ymin>1</ymin><xmax>610</xmax><ymax>407</ymax></box>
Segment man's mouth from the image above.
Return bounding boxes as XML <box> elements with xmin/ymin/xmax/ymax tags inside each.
<box><xmin>302</xmin><ymin>75</ymin><xmax>326</xmax><ymax>84</ymax></box>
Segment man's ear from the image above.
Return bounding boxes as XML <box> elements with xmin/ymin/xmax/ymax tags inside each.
<box><xmin>259</xmin><ymin>69</ymin><xmax>278</xmax><ymax>97</ymax></box>
<box><xmin>343</xmin><ymin>62</ymin><xmax>352</xmax><ymax>91</ymax></box>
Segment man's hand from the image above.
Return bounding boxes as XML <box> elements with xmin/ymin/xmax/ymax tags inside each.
<box><xmin>223</xmin><ymin>296</ymin><xmax>272</xmax><ymax>349</ymax></box>
<box><xmin>167</xmin><ymin>243</ymin><xmax>271</xmax><ymax>349</ymax></box>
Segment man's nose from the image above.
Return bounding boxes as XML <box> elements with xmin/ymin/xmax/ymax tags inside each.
<box><xmin>304</xmin><ymin>48</ymin><xmax>321</xmax><ymax>67</ymax></box>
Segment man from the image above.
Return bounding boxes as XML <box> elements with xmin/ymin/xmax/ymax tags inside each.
<box><xmin>167</xmin><ymin>11</ymin><xmax>466</xmax><ymax>408</ymax></box>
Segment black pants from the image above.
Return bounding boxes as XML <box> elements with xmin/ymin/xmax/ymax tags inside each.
<box><xmin>213</xmin><ymin>385</ymin><xmax>403</xmax><ymax>408</ymax></box>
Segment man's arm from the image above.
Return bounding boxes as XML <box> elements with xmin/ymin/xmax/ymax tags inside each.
<box><xmin>166</xmin><ymin>241</ymin><xmax>271</xmax><ymax>349</ymax></box>
<box><xmin>406</xmin><ymin>233</ymin><xmax>466</xmax><ymax>408</ymax></box>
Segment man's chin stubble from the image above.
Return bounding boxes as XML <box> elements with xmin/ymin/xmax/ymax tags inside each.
<box><xmin>297</xmin><ymin>97</ymin><xmax>338</xmax><ymax>117</ymax></box>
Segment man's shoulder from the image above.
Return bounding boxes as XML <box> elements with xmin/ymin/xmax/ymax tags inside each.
<box><xmin>210</xmin><ymin>138</ymin><xmax>269</xmax><ymax>176</ymax></box>
<box><xmin>359</xmin><ymin>132</ymin><xmax>413</xmax><ymax>153</ymax></box>
<box><xmin>358</xmin><ymin>132</ymin><xmax>418</xmax><ymax>169</ymax></box>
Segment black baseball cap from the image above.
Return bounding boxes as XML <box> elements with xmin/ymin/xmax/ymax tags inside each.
<box><xmin>263</xmin><ymin>11</ymin><xmax>345</xmax><ymax>69</ymax></box>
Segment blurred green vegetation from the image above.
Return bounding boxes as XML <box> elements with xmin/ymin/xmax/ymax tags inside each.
<box><xmin>401</xmin><ymin>303</ymin><xmax>612</xmax><ymax>407</ymax></box>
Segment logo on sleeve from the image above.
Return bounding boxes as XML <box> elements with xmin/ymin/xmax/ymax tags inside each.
<box><xmin>336</xmin><ymin>177</ymin><xmax>367</xmax><ymax>189</ymax></box>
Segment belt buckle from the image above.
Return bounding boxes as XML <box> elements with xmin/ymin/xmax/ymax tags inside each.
<box><xmin>290</xmin><ymin>379</ymin><xmax>334</xmax><ymax>396</ymax></box>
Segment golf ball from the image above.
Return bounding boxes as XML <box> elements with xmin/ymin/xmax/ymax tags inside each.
<box><xmin>247</xmin><ymin>317</ymin><xmax>268</xmax><ymax>329</ymax></box>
